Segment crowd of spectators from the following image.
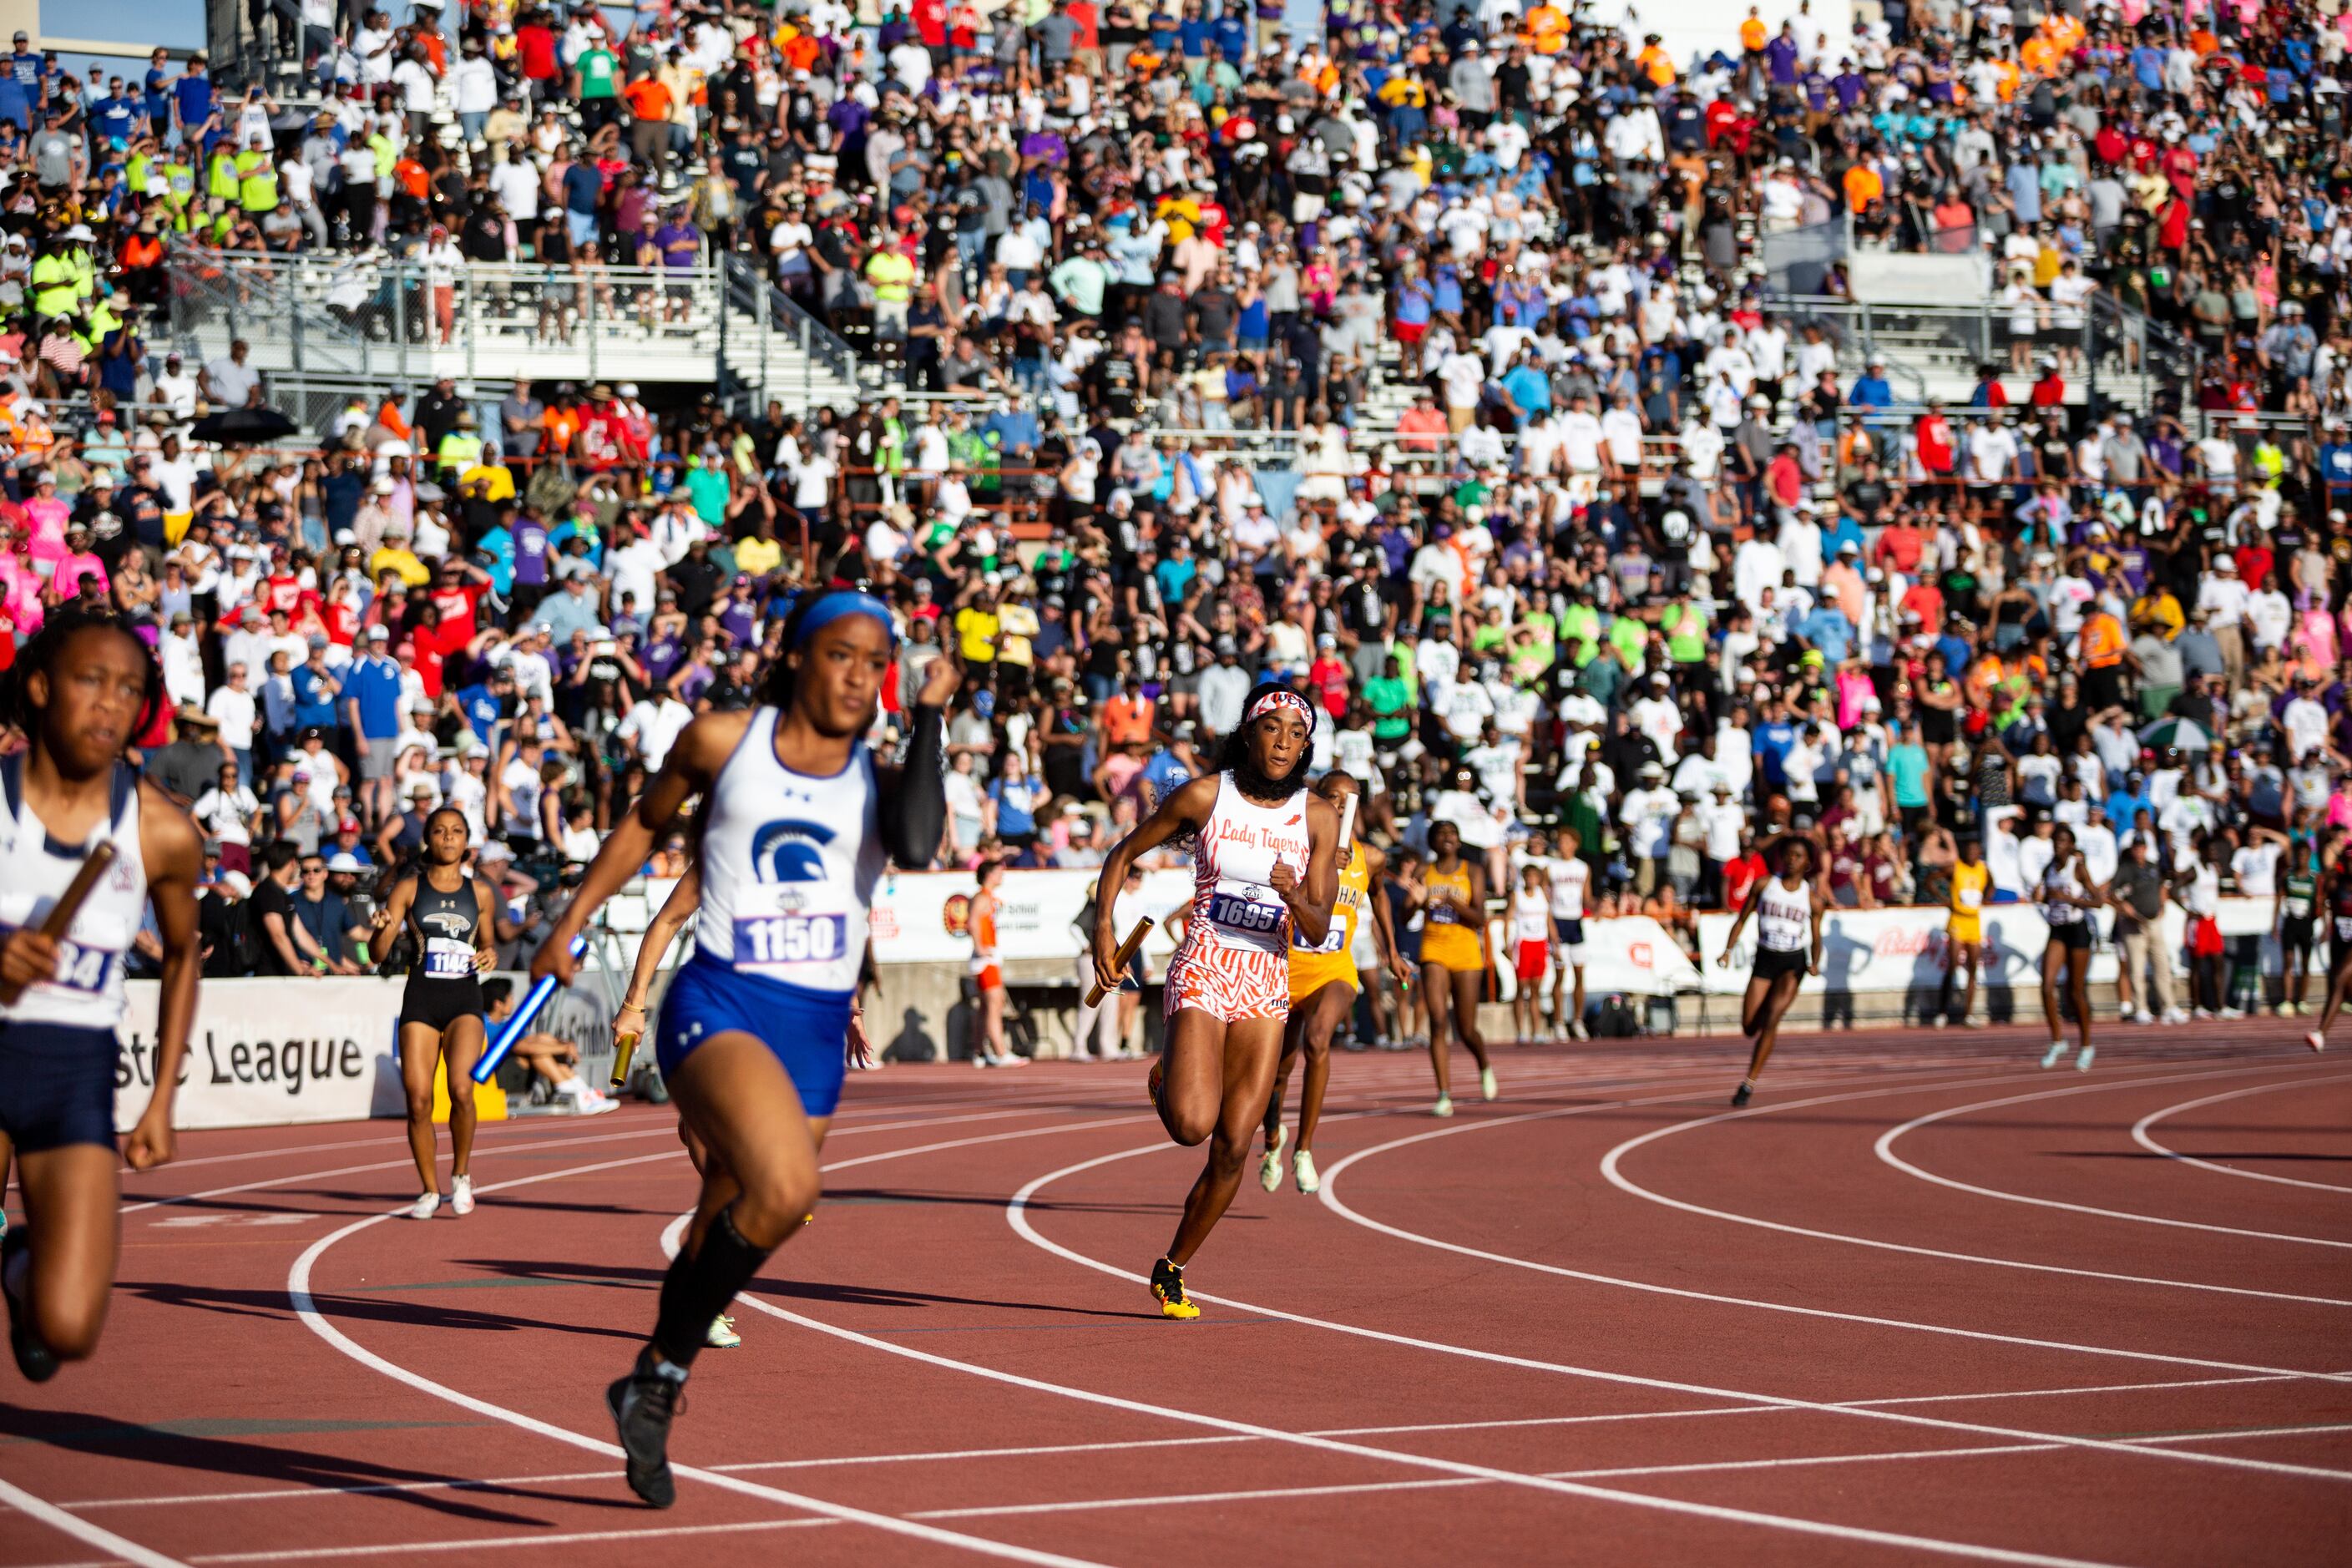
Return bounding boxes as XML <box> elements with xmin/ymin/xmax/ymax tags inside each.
<box><xmin>2</xmin><ymin>0</ymin><xmax>2351</xmax><ymax>1014</ymax></box>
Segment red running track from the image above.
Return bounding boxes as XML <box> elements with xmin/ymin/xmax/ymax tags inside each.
<box><xmin>2</xmin><ymin>1022</ymin><xmax>2347</xmax><ymax>1567</ymax></box>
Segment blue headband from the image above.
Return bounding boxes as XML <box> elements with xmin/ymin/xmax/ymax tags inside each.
<box><xmin>793</xmin><ymin>591</ymin><xmax>898</xmax><ymax>650</ymax></box>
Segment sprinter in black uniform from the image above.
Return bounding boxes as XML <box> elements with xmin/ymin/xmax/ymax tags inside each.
<box><xmin>371</xmin><ymin>808</ymin><xmax>503</xmax><ymax>1218</ymax></box>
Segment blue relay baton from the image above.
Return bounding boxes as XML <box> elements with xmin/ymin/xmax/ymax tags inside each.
<box><xmin>472</xmin><ymin>935</ymin><xmax>588</xmax><ymax>1084</ymax></box>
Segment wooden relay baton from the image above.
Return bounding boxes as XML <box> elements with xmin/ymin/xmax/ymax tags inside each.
<box><xmin>0</xmin><ymin>841</ymin><xmax>117</xmax><ymax>1007</ymax></box>
<box><xmin>1085</xmin><ymin>916</ymin><xmax>1155</xmax><ymax>1009</ymax></box>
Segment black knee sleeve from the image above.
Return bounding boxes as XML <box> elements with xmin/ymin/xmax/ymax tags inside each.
<box><xmin>651</xmin><ymin>1205</ymin><xmax>774</xmax><ymax>1368</ymax></box>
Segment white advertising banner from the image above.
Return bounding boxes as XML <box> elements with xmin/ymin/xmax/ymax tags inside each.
<box><xmin>114</xmin><ymin>978</ymin><xmax>402</xmax><ymax>1133</ymax></box>
<box><xmin>1693</xmin><ymin>897</ymin><xmax>2294</xmax><ymax>996</ymax></box>
<box><xmin>869</xmin><ymin>869</ymin><xmax>1198</xmax><ymax>968</ymax></box>
<box><xmin>1490</xmin><ymin>916</ymin><xmax>1705</xmax><ymax>1000</ymax></box>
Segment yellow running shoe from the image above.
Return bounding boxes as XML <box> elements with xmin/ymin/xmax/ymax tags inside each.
<box><xmin>1150</xmin><ymin>1257</ymin><xmax>1199</xmax><ymax>1320</ymax></box>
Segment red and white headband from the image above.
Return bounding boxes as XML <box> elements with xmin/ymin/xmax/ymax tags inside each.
<box><xmin>1247</xmin><ymin>690</ymin><xmax>1317</xmax><ymax>728</ymax></box>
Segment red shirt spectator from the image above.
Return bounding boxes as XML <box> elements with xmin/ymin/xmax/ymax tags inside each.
<box><xmin>1914</xmin><ymin>409</ymin><xmax>1954</xmax><ymax>473</ymax></box>
<box><xmin>1721</xmin><ymin>850</ymin><xmax>1767</xmax><ymax>911</ymax></box>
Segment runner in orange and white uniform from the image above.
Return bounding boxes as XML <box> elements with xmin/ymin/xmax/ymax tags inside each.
<box><xmin>966</xmin><ymin>858</ymin><xmax>1023</xmax><ymax>1069</ymax></box>
<box><xmin>1091</xmin><ymin>684</ymin><xmax>1338</xmax><ymax>1318</ymax></box>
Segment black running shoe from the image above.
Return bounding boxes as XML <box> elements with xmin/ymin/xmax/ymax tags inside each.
<box><xmin>606</xmin><ymin>1359</ymin><xmax>682</xmax><ymax>1507</ymax></box>
<box><xmin>1</xmin><ymin>1227</ymin><xmax>56</xmax><ymax>1383</ymax></box>
<box><xmin>1730</xmin><ymin>1082</ymin><xmax>1753</xmax><ymax>1109</ymax></box>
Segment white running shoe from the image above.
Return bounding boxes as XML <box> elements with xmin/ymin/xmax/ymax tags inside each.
<box><xmin>2129</xmin><ymin>1009</ymin><xmax>2154</xmax><ymax>1024</ymax></box>
<box><xmin>2308</xmin><ymin>1031</ymin><xmax>2327</xmax><ymax>1053</ymax></box>
<box><xmin>2076</xmin><ymin>1046</ymin><xmax>2096</xmax><ymax>1072</ymax></box>
<box><xmin>1433</xmin><ymin>1094</ymin><xmax>1454</xmax><ymax>1119</ymax></box>
<box><xmin>580</xmin><ymin>1090</ymin><xmax>620</xmax><ymax>1115</ymax></box>
<box><xmin>2040</xmin><ymin>1040</ymin><xmax>2068</xmax><ymax>1069</ymax></box>
<box><xmin>2162</xmin><ymin>1008</ymin><xmax>2192</xmax><ymax>1024</ymax></box>
<box><xmin>1569</xmin><ymin>1019</ymin><xmax>1590</xmax><ymax>1040</ymax></box>
<box><xmin>1479</xmin><ymin>1066</ymin><xmax>1498</xmax><ymax>1101</ymax></box>
<box><xmin>2193</xmin><ymin>1008</ymin><xmax>2217</xmax><ymax>1020</ymax></box>
<box><xmin>405</xmin><ymin>1192</ymin><xmax>441</xmax><ymax>1221</ymax></box>
<box><xmin>705</xmin><ymin>1313</ymin><xmax>741</xmax><ymax>1349</ymax></box>
<box><xmin>449</xmin><ymin>1176</ymin><xmax>474</xmax><ymax>1216</ymax></box>
<box><xmin>1258</xmin><ymin>1123</ymin><xmax>1287</xmax><ymax>1193</ymax></box>
<box><xmin>1293</xmin><ymin>1150</ymin><xmax>1319</xmax><ymax>1195</ymax></box>
<box><xmin>1930</xmin><ymin>1015</ymin><xmax>1948</xmax><ymax>1029</ymax></box>
<box><xmin>2218</xmin><ymin>1007</ymin><xmax>2247</xmax><ymax>1020</ymax></box>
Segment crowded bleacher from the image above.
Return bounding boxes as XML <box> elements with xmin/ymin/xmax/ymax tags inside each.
<box><xmin>0</xmin><ymin>0</ymin><xmax>2337</xmax><ymax>1035</ymax></box>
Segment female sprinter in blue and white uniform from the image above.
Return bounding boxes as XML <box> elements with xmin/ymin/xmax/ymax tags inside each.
<box><xmin>0</xmin><ymin>609</ymin><xmax>203</xmax><ymax>1382</ymax></box>
<box><xmin>533</xmin><ymin>591</ymin><xmax>952</xmax><ymax>1509</ymax></box>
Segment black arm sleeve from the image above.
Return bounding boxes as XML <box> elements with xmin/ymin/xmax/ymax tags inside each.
<box><xmin>879</xmin><ymin>704</ymin><xmax>947</xmax><ymax>871</ymax></box>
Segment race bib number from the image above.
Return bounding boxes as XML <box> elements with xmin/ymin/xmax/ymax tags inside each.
<box><xmin>735</xmin><ymin>913</ymin><xmax>847</xmax><ymax>967</ymax></box>
<box><xmin>1294</xmin><ymin>921</ymin><xmax>1343</xmax><ymax>954</ymax></box>
<box><xmin>46</xmin><ymin>938</ymin><xmax>116</xmax><ymax>994</ymax></box>
<box><xmin>1208</xmin><ymin>891</ymin><xmax>1285</xmax><ymax>936</ymax></box>
<box><xmin>2287</xmin><ymin>895</ymin><xmax>2312</xmax><ymax>918</ymax></box>
<box><xmin>424</xmin><ymin>937</ymin><xmax>477</xmax><ymax>978</ymax></box>
<box><xmin>1957</xmin><ymin>887</ymin><xmax>1982</xmax><ymax>910</ymax></box>
<box><xmin>2334</xmin><ymin>916</ymin><xmax>2352</xmax><ymax>943</ymax></box>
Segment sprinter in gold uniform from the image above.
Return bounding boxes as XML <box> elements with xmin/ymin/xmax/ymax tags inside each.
<box><xmin>1261</xmin><ymin>773</ymin><xmax>1413</xmax><ymax>1193</ymax></box>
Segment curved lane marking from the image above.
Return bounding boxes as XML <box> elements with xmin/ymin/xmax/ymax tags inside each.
<box><xmin>2131</xmin><ymin>1078</ymin><xmax>2352</xmax><ymax>1196</ymax></box>
<box><xmin>1601</xmin><ymin>1064</ymin><xmax>2352</xmax><ymax>1307</ymax></box>
<box><xmin>1874</xmin><ymin>1074</ymin><xmax>2352</xmax><ymax>1246</ymax></box>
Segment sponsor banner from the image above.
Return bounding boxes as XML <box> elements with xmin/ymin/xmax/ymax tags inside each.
<box><xmin>870</xmin><ymin>869</ymin><xmax>1197</xmax><ymax>967</ymax></box>
<box><xmin>1692</xmin><ymin>896</ymin><xmax>2294</xmax><ymax>996</ymax></box>
<box><xmin>1489</xmin><ymin>917</ymin><xmax>1704</xmax><ymax>999</ymax></box>
<box><xmin>115</xmin><ymin>979</ymin><xmax>400</xmax><ymax>1133</ymax></box>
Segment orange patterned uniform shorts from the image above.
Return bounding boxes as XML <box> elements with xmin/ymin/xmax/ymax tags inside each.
<box><xmin>1163</xmin><ymin>941</ymin><xmax>1290</xmax><ymax>1024</ymax></box>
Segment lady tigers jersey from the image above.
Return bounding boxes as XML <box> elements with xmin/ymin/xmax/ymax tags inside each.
<box><xmin>1166</xmin><ymin>773</ymin><xmax>1312</xmax><ymax>1023</ymax></box>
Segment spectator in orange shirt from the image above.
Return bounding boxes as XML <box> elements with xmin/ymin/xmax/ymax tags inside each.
<box><xmin>1100</xmin><ymin>675</ymin><xmax>1156</xmax><ymax>748</ymax></box>
<box><xmin>1842</xmin><ymin>160</ymin><xmax>1883</xmax><ymax>215</ymax></box>
<box><xmin>622</xmin><ymin>74</ymin><xmax>673</xmax><ymax>176</ymax></box>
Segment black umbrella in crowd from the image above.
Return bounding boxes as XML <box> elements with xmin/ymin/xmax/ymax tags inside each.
<box><xmin>188</xmin><ymin>407</ymin><xmax>299</xmax><ymax>445</ymax></box>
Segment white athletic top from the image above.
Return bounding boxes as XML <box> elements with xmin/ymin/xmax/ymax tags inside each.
<box><xmin>1545</xmin><ymin>855</ymin><xmax>1589</xmax><ymax>920</ymax></box>
<box><xmin>1510</xmin><ymin>888</ymin><xmax>1550</xmax><ymax>943</ymax></box>
<box><xmin>2040</xmin><ymin>854</ymin><xmax>2086</xmax><ymax>926</ymax></box>
<box><xmin>0</xmin><ymin>758</ymin><xmax>146</xmax><ymax>1031</ymax></box>
<box><xmin>1185</xmin><ymin>772</ymin><xmax>1312</xmax><ymax>956</ymax></box>
<box><xmin>1757</xmin><ymin>877</ymin><xmax>1812</xmax><ymax>953</ymax></box>
<box><xmin>692</xmin><ymin>706</ymin><xmax>882</xmax><ymax>996</ymax></box>
<box><xmin>2182</xmin><ymin>858</ymin><xmax>2221</xmax><ymax>918</ymax></box>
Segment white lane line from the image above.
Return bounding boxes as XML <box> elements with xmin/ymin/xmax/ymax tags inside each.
<box><xmin>1007</xmin><ymin>1133</ymin><xmax>2352</xmax><ymax>1484</ymax></box>
<box><xmin>1600</xmin><ymin>1064</ymin><xmax>2352</xmax><ymax>1308</ymax></box>
<box><xmin>290</xmin><ymin>1141</ymin><xmax>1116</xmax><ymax>1568</ymax></box>
<box><xmin>1318</xmin><ymin>1100</ymin><xmax>2352</xmax><ymax>1379</ymax></box>
<box><xmin>2131</xmin><ymin>1080</ymin><xmax>2352</xmax><ymax>1196</ymax></box>
<box><xmin>714</xmin><ymin>1242</ymin><xmax>2134</xmax><ymax>1568</ymax></box>
<box><xmin>0</xmin><ymin>1472</ymin><xmax>190</xmax><ymax>1568</ymax></box>
<box><xmin>1874</xmin><ymin>1075</ymin><xmax>2352</xmax><ymax>1246</ymax></box>
<box><xmin>120</xmin><ymin>1104</ymin><xmax>1065</xmax><ymax>1218</ymax></box>
<box><xmin>32</xmin><ymin>1418</ymin><xmax>2352</xmax><ymax>1567</ymax></box>
<box><xmin>68</xmin><ymin>1368</ymin><xmax>2332</xmax><ymax>1512</ymax></box>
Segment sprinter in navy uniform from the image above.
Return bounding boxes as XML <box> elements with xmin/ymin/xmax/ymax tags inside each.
<box><xmin>370</xmin><ymin>808</ymin><xmax>502</xmax><ymax>1220</ymax></box>
<box><xmin>0</xmin><ymin>609</ymin><xmax>204</xmax><ymax>1382</ymax></box>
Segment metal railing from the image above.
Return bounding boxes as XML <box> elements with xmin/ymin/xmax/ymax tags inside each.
<box><xmin>719</xmin><ymin>255</ymin><xmax>862</xmax><ymax>410</ymax></box>
<box><xmin>1765</xmin><ymin>292</ymin><xmax>2199</xmax><ymax>412</ymax></box>
<box><xmin>166</xmin><ymin>244</ymin><xmax>858</xmax><ymax>395</ymax></box>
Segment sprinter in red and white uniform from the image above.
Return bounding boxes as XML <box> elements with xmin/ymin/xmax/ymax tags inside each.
<box><xmin>1092</xmin><ymin>682</ymin><xmax>1338</xmax><ymax>1318</ymax></box>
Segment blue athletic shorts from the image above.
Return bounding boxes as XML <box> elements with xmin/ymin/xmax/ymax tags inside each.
<box><xmin>0</xmin><ymin>1022</ymin><xmax>119</xmax><ymax>1153</ymax></box>
<box><xmin>654</xmin><ymin>953</ymin><xmax>851</xmax><ymax>1118</ymax></box>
